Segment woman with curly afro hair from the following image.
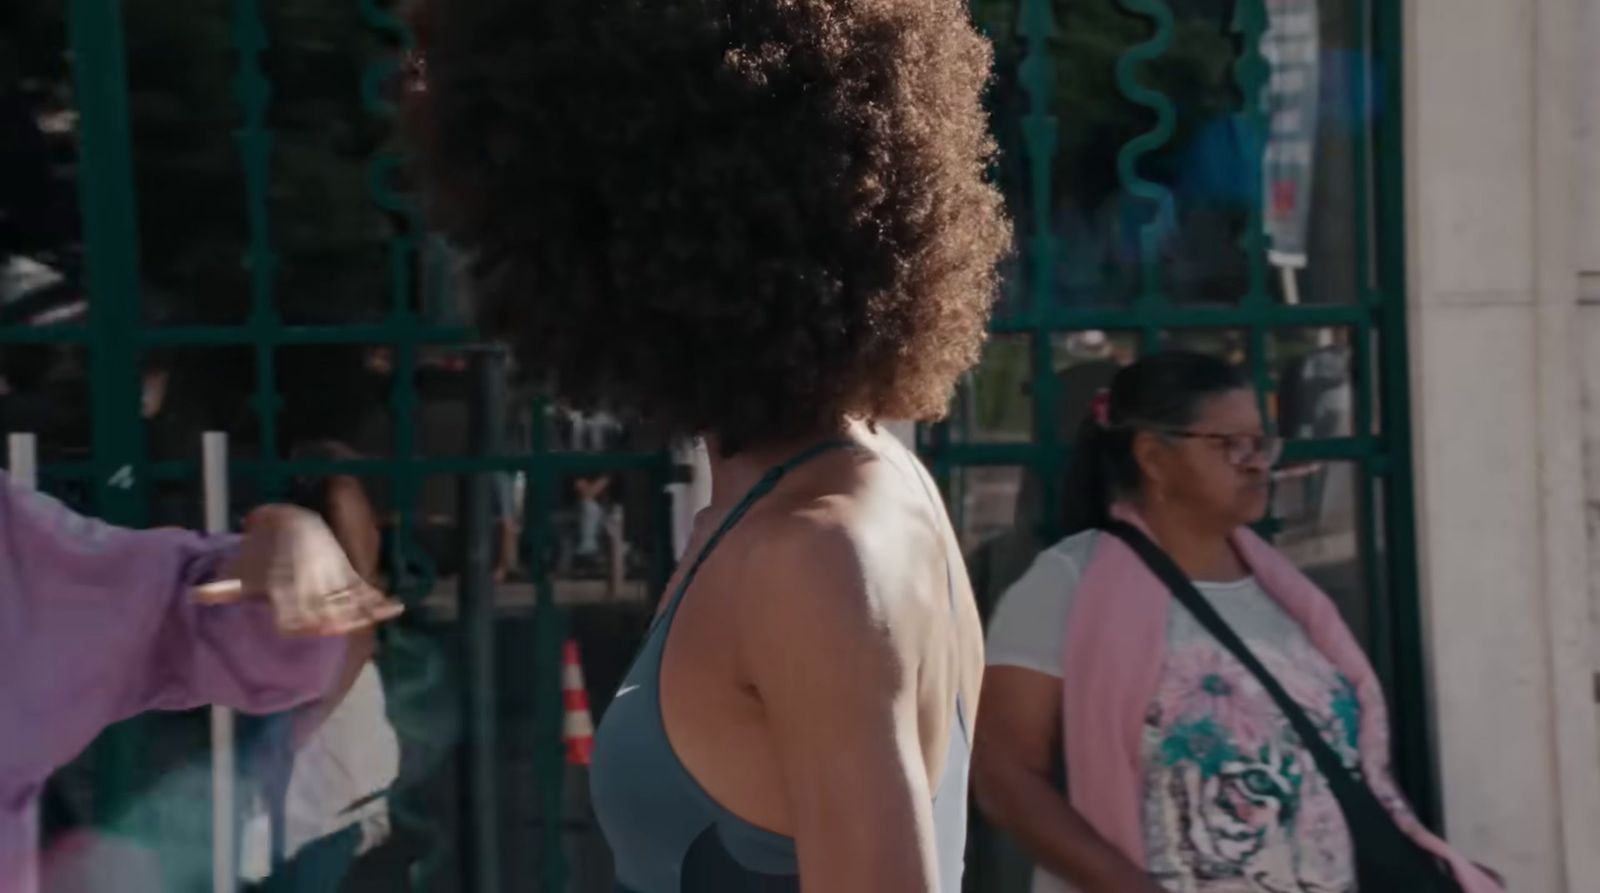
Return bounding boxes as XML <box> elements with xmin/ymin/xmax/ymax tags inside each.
<box><xmin>406</xmin><ymin>0</ymin><xmax>1010</xmax><ymax>889</ymax></box>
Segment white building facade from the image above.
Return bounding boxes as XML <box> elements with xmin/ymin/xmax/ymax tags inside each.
<box><xmin>1406</xmin><ymin>0</ymin><xmax>1600</xmax><ymax>888</ymax></box>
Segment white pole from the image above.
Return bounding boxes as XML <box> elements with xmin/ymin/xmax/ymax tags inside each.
<box><xmin>607</xmin><ymin>504</ymin><xmax>626</xmax><ymax>597</ymax></box>
<box><xmin>1278</xmin><ymin>263</ymin><xmax>1302</xmax><ymax>306</ymax></box>
<box><xmin>203</xmin><ymin>432</ymin><xmax>236</xmax><ymax>893</ymax></box>
<box><xmin>686</xmin><ymin>438</ymin><xmax>711</xmax><ymax>518</ymax></box>
<box><xmin>666</xmin><ymin>439</ymin><xmax>711</xmax><ymax>560</ymax></box>
<box><xmin>8</xmin><ymin>434</ymin><xmax>37</xmax><ymax>489</ymax></box>
<box><xmin>10</xmin><ymin>434</ymin><xmax>38</xmax><ymax>893</ymax></box>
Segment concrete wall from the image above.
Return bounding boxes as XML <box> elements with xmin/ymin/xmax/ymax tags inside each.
<box><xmin>1406</xmin><ymin>0</ymin><xmax>1600</xmax><ymax>889</ymax></box>
<box><xmin>1578</xmin><ymin>0</ymin><xmax>1600</xmax><ymax>777</ymax></box>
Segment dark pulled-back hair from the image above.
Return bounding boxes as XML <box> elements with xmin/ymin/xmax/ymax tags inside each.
<box><xmin>404</xmin><ymin>0</ymin><xmax>1011</xmax><ymax>450</ymax></box>
<box><xmin>1060</xmin><ymin>350</ymin><xmax>1250</xmax><ymax>534</ymax></box>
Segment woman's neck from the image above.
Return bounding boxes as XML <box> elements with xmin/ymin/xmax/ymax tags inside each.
<box><xmin>1138</xmin><ymin>501</ymin><xmax>1246</xmax><ymax>582</ymax></box>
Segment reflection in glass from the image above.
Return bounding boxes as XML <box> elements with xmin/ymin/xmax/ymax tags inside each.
<box><xmin>1273</xmin><ymin>460</ymin><xmax>1369</xmax><ymax>643</ymax></box>
<box><xmin>951</xmin><ymin>466</ymin><xmax>1024</xmax><ymax>555</ymax></box>
<box><xmin>1365</xmin><ymin>476</ymin><xmax>1393</xmax><ymax>684</ymax></box>
<box><xmin>1274</xmin><ymin>0</ymin><xmax>1372</xmax><ymax>305</ymax></box>
<box><xmin>113</xmin><ymin>469</ymin><xmax>435</xmax><ymax>893</ymax></box>
<box><xmin>414</xmin><ymin>346</ymin><xmax>530</xmax><ymax>461</ymax></box>
<box><xmin>1270</xmin><ymin>327</ymin><xmax>1354</xmax><ymax>440</ymax></box>
<box><xmin>1048</xmin><ymin>0</ymin><xmax>1244</xmax><ymax>308</ymax></box>
<box><xmin>117</xmin><ymin>5</ymin><xmax>396</xmax><ymax>326</ymax></box>
<box><xmin>141</xmin><ymin>347</ymin><xmax>252</xmax><ymax>464</ymax></box>
<box><xmin>950</xmin><ymin>465</ymin><xmax>1033</xmax><ymax>623</ymax></box>
<box><xmin>548</xmin><ymin>468</ymin><xmax>659</xmax><ymax>608</ymax></box>
<box><xmin>282</xmin><ymin>345</ymin><xmax>395</xmax><ymax>456</ymax></box>
<box><xmin>0</xmin><ymin>344</ymin><xmax>91</xmax><ymax>461</ymax></box>
<box><xmin>1369</xmin><ymin>327</ymin><xmax>1384</xmax><ymax>436</ymax></box>
<box><xmin>410</xmin><ymin>464</ymin><xmax>662</xmax><ymax>616</ymax></box>
<box><xmin>547</xmin><ymin>404</ymin><xmax>636</xmax><ymax>453</ymax></box>
<box><xmin>2</xmin><ymin>7</ymin><xmax>84</xmax><ymax>327</ymax></box>
<box><xmin>2</xmin><ymin>13</ymin><xmax>91</xmax><ymax>472</ymax></box>
<box><xmin>948</xmin><ymin>335</ymin><xmax>1033</xmax><ymax>444</ymax></box>
<box><xmin>123</xmin><ymin>4</ymin><xmax>249</xmax><ymax>325</ymax></box>
<box><xmin>1030</xmin><ymin>0</ymin><xmax>1376</xmax><ymax>308</ymax></box>
<box><xmin>1048</xmin><ymin>330</ymin><xmax>1138</xmax><ymax>439</ymax></box>
<box><xmin>1161</xmin><ymin>328</ymin><xmax>1249</xmax><ymax>367</ymax></box>
<box><xmin>973</xmin><ymin>0</ymin><xmax>1030</xmax><ymax>319</ymax></box>
<box><xmin>240</xmin><ymin>469</ymin><xmax>402</xmax><ymax>891</ymax></box>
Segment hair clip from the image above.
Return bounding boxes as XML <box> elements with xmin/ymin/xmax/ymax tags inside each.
<box><xmin>1090</xmin><ymin>389</ymin><xmax>1111</xmax><ymax>428</ymax></box>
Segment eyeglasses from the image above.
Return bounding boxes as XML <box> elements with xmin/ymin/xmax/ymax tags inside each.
<box><xmin>1152</xmin><ymin>429</ymin><xmax>1284</xmax><ymax>467</ymax></box>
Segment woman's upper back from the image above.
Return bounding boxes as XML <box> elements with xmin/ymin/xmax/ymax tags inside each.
<box><xmin>591</xmin><ymin>429</ymin><xmax>982</xmax><ymax>892</ymax></box>
<box><xmin>672</xmin><ymin>426</ymin><xmax>982</xmax><ymax>786</ymax></box>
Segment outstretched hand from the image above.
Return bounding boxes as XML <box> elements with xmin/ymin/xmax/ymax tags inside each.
<box><xmin>191</xmin><ymin>505</ymin><xmax>403</xmax><ymax>636</ymax></box>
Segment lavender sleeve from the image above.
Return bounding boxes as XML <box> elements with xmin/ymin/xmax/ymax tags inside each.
<box><xmin>0</xmin><ymin>474</ymin><xmax>343</xmax><ymax>789</ymax></box>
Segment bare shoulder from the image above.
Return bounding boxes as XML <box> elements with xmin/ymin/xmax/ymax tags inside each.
<box><xmin>731</xmin><ymin>506</ymin><xmax>913</xmax><ymax>726</ymax></box>
<box><xmin>736</xmin><ymin>505</ymin><xmax>887</xmax><ymax>643</ymax></box>
<box><xmin>730</xmin><ymin>485</ymin><xmax>959</xmax><ymax>678</ymax></box>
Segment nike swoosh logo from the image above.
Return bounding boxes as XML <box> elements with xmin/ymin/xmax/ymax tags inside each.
<box><xmin>616</xmin><ymin>684</ymin><xmax>641</xmax><ymax>698</ymax></box>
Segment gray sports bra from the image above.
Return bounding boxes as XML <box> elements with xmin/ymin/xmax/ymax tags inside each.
<box><xmin>589</xmin><ymin>441</ymin><xmax>970</xmax><ymax>892</ymax></box>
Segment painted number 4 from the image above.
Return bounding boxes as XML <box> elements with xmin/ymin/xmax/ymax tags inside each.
<box><xmin>107</xmin><ymin>465</ymin><xmax>135</xmax><ymax>490</ymax></box>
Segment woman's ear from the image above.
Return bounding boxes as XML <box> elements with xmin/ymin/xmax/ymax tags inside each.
<box><xmin>1130</xmin><ymin>429</ymin><xmax>1166</xmax><ymax>496</ymax></box>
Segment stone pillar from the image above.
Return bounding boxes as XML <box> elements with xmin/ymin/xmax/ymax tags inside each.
<box><xmin>1406</xmin><ymin>0</ymin><xmax>1600</xmax><ymax>889</ymax></box>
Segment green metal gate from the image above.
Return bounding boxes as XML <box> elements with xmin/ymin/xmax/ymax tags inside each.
<box><xmin>1</xmin><ymin>0</ymin><xmax>1429</xmax><ymax>890</ymax></box>
<box><xmin>8</xmin><ymin>1</ymin><xmax>676</xmax><ymax>889</ymax></box>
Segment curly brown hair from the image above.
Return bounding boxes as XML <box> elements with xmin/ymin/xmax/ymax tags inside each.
<box><xmin>405</xmin><ymin>0</ymin><xmax>1011</xmax><ymax>449</ymax></box>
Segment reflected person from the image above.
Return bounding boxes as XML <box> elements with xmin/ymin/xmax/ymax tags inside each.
<box><xmin>0</xmin><ymin>477</ymin><xmax>400</xmax><ymax>890</ymax></box>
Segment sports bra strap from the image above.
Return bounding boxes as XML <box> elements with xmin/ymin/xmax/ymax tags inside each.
<box><xmin>659</xmin><ymin>439</ymin><xmax>853</xmax><ymax>623</ymax></box>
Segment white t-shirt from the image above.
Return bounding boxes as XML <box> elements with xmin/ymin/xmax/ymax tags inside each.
<box><xmin>239</xmin><ymin>663</ymin><xmax>400</xmax><ymax>882</ymax></box>
<box><xmin>986</xmin><ymin>532</ymin><xmax>1360</xmax><ymax>893</ymax></box>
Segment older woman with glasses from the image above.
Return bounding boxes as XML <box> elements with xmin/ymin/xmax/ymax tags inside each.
<box><xmin>973</xmin><ymin>351</ymin><xmax>1500</xmax><ymax>893</ymax></box>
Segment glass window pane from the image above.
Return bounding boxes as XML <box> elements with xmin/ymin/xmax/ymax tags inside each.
<box><xmin>124</xmin><ymin>4</ymin><xmax>250</xmax><ymax>326</ymax></box>
<box><xmin>948</xmin><ymin>465</ymin><xmax>1042</xmax><ymax>623</ymax></box>
<box><xmin>1271</xmin><ymin>0</ymin><xmax>1374</xmax><ymax>306</ymax></box>
<box><xmin>0</xmin><ymin>343</ymin><xmax>92</xmax><ymax>464</ymax></box>
<box><xmin>948</xmin><ymin>334</ymin><xmax>1034</xmax><ymax>444</ymax></box>
<box><xmin>1269</xmin><ymin>327</ymin><xmax>1356</xmax><ymax>439</ymax></box>
<box><xmin>3</xmin><ymin>7</ymin><xmax>87</xmax><ymax>327</ymax></box>
<box><xmin>1273</xmin><ymin>460</ymin><xmax>1373</xmax><ymax>644</ymax></box>
<box><xmin>1015</xmin><ymin>1</ymin><xmax>1379</xmax><ymax>309</ymax></box>
<box><xmin>542</xmin><ymin>404</ymin><xmax>651</xmax><ymax>454</ymax></box>
<box><xmin>1047</xmin><ymin>330</ymin><xmax>1138</xmax><ymax>439</ymax></box>
<box><xmin>125</xmin><ymin>6</ymin><xmax>397</xmax><ymax>326</ymax></box>
<box><xmin>547</xmin><ymin>469</ymin><xmax>662</xmax><ymax>607</ymax></box>
<box><xmin>1369</xmin><ymin>326</ymin><xmax>1386</xmax><ymax>436</ymax></box>
<box><xmin>950</xmin><ymin>465</ymin><xmax>1026</xmax><ymax>555</ymax></box>
<box><xmin>1159</xmin><ymin>328</ymin><xmax>1250</xmax><ymax>367</ymax></box>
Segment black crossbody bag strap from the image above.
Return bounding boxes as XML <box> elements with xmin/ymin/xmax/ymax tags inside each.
<box><xmin>1103</xmin><ymin>521</ymin><xmax>1463</xmax><ymax>892</ymax></box>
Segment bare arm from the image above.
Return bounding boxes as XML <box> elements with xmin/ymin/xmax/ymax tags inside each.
<box><xmin>0</xmin><ymin>477</ymin><xmax>346</xmax><ymax>722</ymax></box>
<box><xmin>973</xmin><ymin>666</ymin><xmax>1161</xmax><ymax>893</ymax></box>
<box><xmin>290</xmin><ymin>475</ymin><xmax>382</xmax><ymax>745</ymax></box>
<box><xmin>740</xmin><ymin>519</ymin><xmax>938</xmax><ymax>893</ymax></box>
<box><xmin>323</xmin><ymin>475</ymin><xmax>382</xmax><ymax>581</ymax></box>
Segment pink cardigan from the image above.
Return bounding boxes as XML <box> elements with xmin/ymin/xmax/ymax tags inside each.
<box><xmin>1059</xmin><ymin>505</ymin><xmax>1501</xmax><ymax>892</ymax></box>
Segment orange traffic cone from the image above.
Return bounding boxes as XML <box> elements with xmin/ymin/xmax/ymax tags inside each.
<box><xmin>562</xmin><ymin>639</ymin><xmax>595</xmax><ymax>766</ymax></box>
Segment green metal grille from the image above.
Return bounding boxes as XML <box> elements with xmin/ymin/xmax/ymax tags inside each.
<box><xmin>4</xmin><ymin>0</ymin><xmax>1431</xmax><ymax>889</ymax></box>
<box><xmin>944</xmin><ymin>0</ymin><xmax>1436</xmax><ymax>830</ymax></box>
